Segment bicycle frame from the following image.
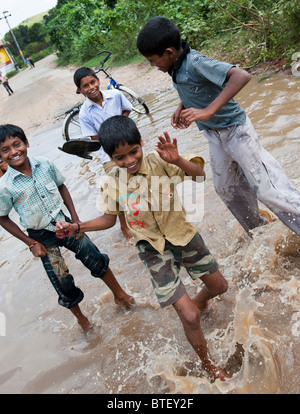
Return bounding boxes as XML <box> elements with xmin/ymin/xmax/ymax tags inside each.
<box><xmin>107</xmin><ymin>77</ymin><xmax>122</xmax><ymax>90</ymax></box>
<box><xmin>97</xmin><ymin>64</ymin><xmax>123</xmax><ymax>91</ymax></box>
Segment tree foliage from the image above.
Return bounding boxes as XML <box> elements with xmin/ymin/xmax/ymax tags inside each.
<box><xmin>4</xmin><ymin>21</ymin><xmax>50</xmax><ymax>64</ymax></box>
<box><xmin>44</xmin><ymin>0</ymin><xmax>299</xmax><ymax>66</ymax></box>
<box><xmin>4</xmin><ymin>0</ymin><xmax>300</xmax><ymax>68</ymax></box>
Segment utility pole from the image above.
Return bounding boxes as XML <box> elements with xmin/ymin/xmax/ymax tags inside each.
<box><xmin>0</xmin><ymin>11</ymin><xmax>26</xmax><ymax>64</ymax></box>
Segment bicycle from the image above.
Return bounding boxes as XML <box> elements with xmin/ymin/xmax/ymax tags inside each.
<box><xmin>62</xmin><ymin>50</ymin><xmax>149</xmax><ymax>141</ymax></box>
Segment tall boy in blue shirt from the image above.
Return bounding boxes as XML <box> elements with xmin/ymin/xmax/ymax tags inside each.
<box><xmin>0</xmin><ymin>124</ymin><xmax>134</xmax><ymax>332</ymax></box>
<box><xmin>137</xmin><ymin>17</ymin><xmax>300</xmax><ymax>237</ymax></box>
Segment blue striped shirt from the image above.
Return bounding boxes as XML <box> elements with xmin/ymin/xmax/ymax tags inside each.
<box><xmin>0</xmin><ymin>156</ymin><xmax>65</xmax><ymax>231</ymax></box>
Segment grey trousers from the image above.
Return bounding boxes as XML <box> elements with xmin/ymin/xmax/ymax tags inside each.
<box><xmin>203</xmin><ymin>116</ymin><xmax>300</xmax><ymax>236</ymax></box>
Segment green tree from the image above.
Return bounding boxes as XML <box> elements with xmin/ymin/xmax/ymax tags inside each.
<box><xmin>44</xmin><ymin>0</ymin><xmax>300</xmax><ymax>67</ymax></box>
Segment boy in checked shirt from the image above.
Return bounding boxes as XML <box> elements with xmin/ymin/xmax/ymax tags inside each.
<box><xmin>0</xmin><ymin>124</ymin><xmax>134</xmax><ymax>332</ymax></box>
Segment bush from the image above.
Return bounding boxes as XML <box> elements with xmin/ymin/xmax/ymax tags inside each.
<box><xmin>44</xmin><ymin>0</ymin><xmax>300</xmax><ymax>68</ymax></box>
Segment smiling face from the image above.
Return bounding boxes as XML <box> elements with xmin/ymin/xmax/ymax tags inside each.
<box><xmin>78</xmin><ymin>75</ymin><xmax>101</xmax><ymax>101</ymax></box>
<box><xmin>0</xmin><ymin>135</ymin><xmax>29</xmax><ymax>171</ymax></box>
<box><xmin>111</xmin><ymin>140</ymin><xmax>144</xmax><ymax>174</ymax></box>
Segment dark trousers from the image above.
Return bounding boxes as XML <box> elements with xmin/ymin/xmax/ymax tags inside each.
<box><xmin>3</xmin><ymin>81</ymin><xmax>13</xmax><ymax>95</ymax></box>
<box><xmin>27</xmin><ymin>224</ymin><xmax>109</xmax><ymax>309</ymax></box>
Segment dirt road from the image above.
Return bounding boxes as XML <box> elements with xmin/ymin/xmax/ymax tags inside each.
<box><xmin>0</xmin><ymin>54</ymin><xmax>172</xmax><ymax>135</ymax></box>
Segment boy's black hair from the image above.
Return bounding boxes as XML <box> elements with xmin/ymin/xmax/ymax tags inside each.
<box><xmin>98</xmin><ymin>115</ymin><xmax>141</xmax><ymax>157</ymax></box>
<box><xmin>137</xmin><ymin>16</ymin><xmax>181</xmax><ymax>57</ymax></box>
<box><xmin>0</xmin><ymin>124</ymin><xmax>27</xmax><ymax>144</ymax></box>
<box><xmin>73</xmin><ymin>67</ymin><xmax>98</xmax><ymax>88</ymax></box>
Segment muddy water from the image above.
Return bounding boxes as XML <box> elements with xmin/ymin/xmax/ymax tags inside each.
<box><xmin>1</xmin><ymin>74</ymin><xmax>300</xmax><ymax>394</ymax></box>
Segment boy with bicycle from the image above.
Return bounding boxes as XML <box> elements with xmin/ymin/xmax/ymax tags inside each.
<box><xmin>73</xmin><ymin>67</ymin><xmax>132</xmax><ymax>171</ymax></box>
<box><xmin>73</xmin><ymin>66</ymin><xmax>133</xmax><ymax>240</ymax></box>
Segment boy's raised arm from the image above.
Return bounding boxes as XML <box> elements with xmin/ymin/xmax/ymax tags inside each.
<box><xmin>156</xmin><ymin>131</ymin><xmax>205</xmax><ymax>181</ymax></box>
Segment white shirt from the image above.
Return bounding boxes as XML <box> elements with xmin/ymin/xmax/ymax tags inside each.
<box><xmin>79</xmin><ymin>89</ymin><xmax>132</xmax><ymax>163</ymax></box>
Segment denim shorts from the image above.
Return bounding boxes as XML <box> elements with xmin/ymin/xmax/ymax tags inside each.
<box><xmin>28</xmin><ymin>218</ymin><xmax>109</xmax><ymax>309</ymax></box>
<box><xmin>137</xmin><ymin>232</ymin><xmax>218</xmax><ymax>308</ymax></box>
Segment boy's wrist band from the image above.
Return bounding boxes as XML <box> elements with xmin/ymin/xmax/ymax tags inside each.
<box><xmin>29</xmin><ymin>241</ymin><xmax>38</xmax><ymax>250</ymax></box>
<box><xmin>75</xmin><ymin>222</ymin><xmax>80</xmax><ymax>234</ymax></box>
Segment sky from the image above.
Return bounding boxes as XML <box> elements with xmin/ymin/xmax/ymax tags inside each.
<box><xmin>0</xmin><ymin>0</ymin><xmax>57</xmax><ymax>39</ymax></box>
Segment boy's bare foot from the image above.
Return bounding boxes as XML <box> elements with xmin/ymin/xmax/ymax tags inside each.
<box><xmin>202</xmin><ymin>360</ymin><xmax>231</xmax><ymax>382</ymax></box>
<box><xmin>210</xmin><ymin>366</ymin><xmax>231</xmax><ymax>382</ymax></box>
<box><xmin>114</xmin><ymin>293</ymin><xmax>135</xmax><ymax>309</ymax></box>
<box><xmin>259</xmin><ymin>208</ymin><xmax>276</xmax><ymax>226</ymax></box>
<box><xmin>77</xmin><ymin>315</ymin><xmax>94</xmax><ymax>332</ymax></box>
<box><xmin>70</xmin><ymin>304</ymin><xmax>93</xmax><ymax>332</ymax></box>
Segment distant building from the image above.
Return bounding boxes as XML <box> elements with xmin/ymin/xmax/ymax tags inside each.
<box><xmin>0</xmin><ymin>41</ymin><xmax>16</xmax><ymax>75</ymax></box>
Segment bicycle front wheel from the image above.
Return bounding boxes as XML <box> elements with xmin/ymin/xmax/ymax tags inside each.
<box><xmin>62</xmin><ymin>108</ymin><xmax>82</xmax><ymax>141</ymax></box>
<box><xmin>118</xmin><ymin>85</ymin><xmax>149</xmax><ymax>115</ymax></box>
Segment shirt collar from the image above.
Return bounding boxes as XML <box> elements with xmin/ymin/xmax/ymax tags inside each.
<box><xmin>86</xmin><ymin>90</ymin><xmax>111</xmax><ymax>108</ymax></box>
<box><xmin>7</xmin><ymin>157</ymin><xmax>40</xmax><ymax>178</ymax></box>
<box><xmin>168</xmin><ymin>41</ymin><xmax>191</xmax><ymax>83</ymax></box>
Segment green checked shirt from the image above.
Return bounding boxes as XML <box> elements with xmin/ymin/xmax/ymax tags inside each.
<box><xmin>0</xmin><ymin>156</ymin><xmax>66</xmax><ymax>231</ymax></box>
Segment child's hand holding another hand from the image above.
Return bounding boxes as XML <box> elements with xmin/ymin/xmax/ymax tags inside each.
<box><xmin>55</xmin><ymin>221</ymin><xmax>73</xmax><ymax>239</ymax></box>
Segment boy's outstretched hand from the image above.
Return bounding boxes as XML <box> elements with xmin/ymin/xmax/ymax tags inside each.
<box><xmin>55</xmin><ymin>221</ymin><xmax>75</xmax><ymax>239</ymax></box>
<box><xmin>155</xmin><ymin>131</ymin><xmax>179</xmax><ymax>164</ymax></box>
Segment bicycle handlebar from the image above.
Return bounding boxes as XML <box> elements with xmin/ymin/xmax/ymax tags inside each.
<box><xmin>97</xmin><ymin>50</ymin><xmax>112</xmax><ymax>69</ymax></box>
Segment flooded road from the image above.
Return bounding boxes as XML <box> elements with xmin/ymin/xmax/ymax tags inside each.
<box><xmin>1</xmin><ymin>72</ymin><xmax>300</xmax><ymax>394</ymax></box>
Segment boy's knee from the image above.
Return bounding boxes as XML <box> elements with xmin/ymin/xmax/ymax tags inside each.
<box><xmin>181</xmin><ymin>306</ymin><xmax>201</xmax><ymax>329</ymax></box>
<box><xmin>211</xmin><ymin>277</ymin><xmax>228</xmax><ymax>297</ymax></box>
<box><xmin>203</xmin><ymin>271</ymin><xmax>228</xmax><ymax>297</ymax></box>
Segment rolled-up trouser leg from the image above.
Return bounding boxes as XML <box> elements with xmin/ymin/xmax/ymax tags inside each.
<box><xmin>204</xmin><ymin>117</ymin><xmax>300</xmax><ymax>236</ymax></box>
<box><xmin>28</xmin><ymin>225</ymin><xmax>109</xmax><ymax>308</ymax></box>
<box><xmin>204</xmin><ymin>128</ymin><xmax>263</xmax><ymax>232</ymax></box>
<box><xmin>41</xmin><ymin>245</ymin><xmax>84</xmax><ymax>308</ymax></box>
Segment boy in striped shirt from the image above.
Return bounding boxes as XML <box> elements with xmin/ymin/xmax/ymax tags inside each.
<box><xmin>0</xmin><ymin>124</ymin><xmax>134</xmax><ymax>332</ymax></box>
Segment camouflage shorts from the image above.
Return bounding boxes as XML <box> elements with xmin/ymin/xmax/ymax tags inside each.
<box><xmin>137</xmin><ymin>232</ymin><xmax>219</xmax><ymax>308</ymax></box>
